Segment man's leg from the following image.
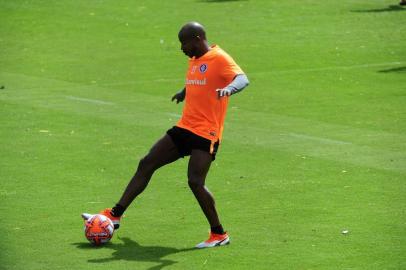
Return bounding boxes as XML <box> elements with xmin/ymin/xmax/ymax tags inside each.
<box><xmin>187</xmin><ymin>149</ymin><xmax>222</xmax><ymax>230</ymax></box>
<box><xmin>83</xmin><ymin>134</ymin><xmax>180</xmax><ymax>228</ymax></box>
<box><xmin>188</xmin><ymin>149</ymin><xmax>229</xmax><ymax>248</ymax></box>
<box><xmin>117</xmin><ymin>134</ymin><xmax>180</xmax><ymax>209</ymax></box>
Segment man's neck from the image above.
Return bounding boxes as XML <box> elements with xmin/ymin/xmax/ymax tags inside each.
<box><xmin>195</xmin><ymin>41</ymin><xmax>210</xmax><ymax>59</ymax></box>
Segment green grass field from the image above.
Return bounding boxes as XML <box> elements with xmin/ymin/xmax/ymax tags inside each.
<box><xmin>1</xmin><ymin>1</ymin><xmax>405</xmax><ymax>269</ymax></box>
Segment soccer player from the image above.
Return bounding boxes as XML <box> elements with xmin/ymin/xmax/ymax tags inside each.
<box><xmin>82</xmin><ymin>21</ymin><xmax>249</xmax><ymax>248</ymax></box>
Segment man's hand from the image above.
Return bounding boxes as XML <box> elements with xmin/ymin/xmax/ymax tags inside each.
<box><xmin>216</xmin><ymin>87</ymin><xmax>234</xmax><ymax>98</ymax></box>
<box><xmin>171</xmin><ymin>88</ymin><xmax>186</xmax><ymax>104</ymax></box>
<box><xmin>216</xmin><ymin>74</ymin><xmax>249</xmax><ymax>99</ymax></box>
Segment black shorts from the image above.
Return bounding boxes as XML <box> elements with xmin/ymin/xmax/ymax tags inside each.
<box><xmin>166</xmin><ymin>126</ymin><xmax>220</xmax><ymax>160</ymax></box>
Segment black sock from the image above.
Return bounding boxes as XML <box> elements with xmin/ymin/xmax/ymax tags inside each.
<box><xmin>211</xmin><ymin>225</ymin><xmax>225</xmax><ymax>235</ymax></box>
<box><xmin>111</xmin><ymin>204</ymin><xmax>125</xmax><ymax>217</ymax></box>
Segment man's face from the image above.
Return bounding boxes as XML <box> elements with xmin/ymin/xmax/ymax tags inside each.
<box><xmin>179</xmin><ymin>35</ymin><xmax>197</xmax><ymax>58</ymax></box>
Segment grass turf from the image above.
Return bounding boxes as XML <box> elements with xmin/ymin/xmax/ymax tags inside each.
<box><xmin>1</xmin><ymin>0</ymin><xmax>405</xmax><ymax>269</ymax></box>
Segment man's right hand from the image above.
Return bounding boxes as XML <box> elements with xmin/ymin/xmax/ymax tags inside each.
<box><xmin>171</xmin><ymin>88</ymin><xmax>186</xmax><ymax>104</ymax></box>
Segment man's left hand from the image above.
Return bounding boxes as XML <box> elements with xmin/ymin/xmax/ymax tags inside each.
<box><xmin>216</xmin><ymin>88</ymin><xmax>233</xmax><ymax>98</ymax></box>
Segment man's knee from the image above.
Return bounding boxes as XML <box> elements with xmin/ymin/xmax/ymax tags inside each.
<box><xmin>137</xmin><ymin>155</ymin><xmax>156</xmax><ymax>175</ymax></box>
<box><xmin>188</xmin><ymin>176</ymin><xmax>204</xmax><ymax>191</ymax></box>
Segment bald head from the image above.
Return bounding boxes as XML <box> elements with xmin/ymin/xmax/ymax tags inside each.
<box><xmin>178</xmin><ymin>22</ymin><xmax>210</xmax><ymax>58</ymax></box>
<box><xmin>178</xmin><ymin>22</ymin><xmax>207</xmax><ymax>42</ymax></box>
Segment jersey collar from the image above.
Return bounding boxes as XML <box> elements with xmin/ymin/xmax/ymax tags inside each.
<box><xmin>191</xmin><ymin>44</ymin><xmax>219</xmax><ymax>61</ymax></box>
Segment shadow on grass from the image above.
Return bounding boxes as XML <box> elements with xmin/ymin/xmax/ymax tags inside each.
<box><xmin>352</xmin><ymin>5</ymin><xmax>405</xmax><ymax>12</ymax></box>
<box><xmin>73</xmin><ymin>237</ymin><xmax>197</xmax><ymax>270</ymax></box>
<box><xmin>378</xmin><ymin>66</ymin><xmax>406</xmax><ymax>73</ymax></box>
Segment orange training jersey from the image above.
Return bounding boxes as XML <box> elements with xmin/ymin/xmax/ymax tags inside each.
<box><xmin>176</xmin><ymin>45</ymin><xmax>244</xmax><ymax>142</ymax></box>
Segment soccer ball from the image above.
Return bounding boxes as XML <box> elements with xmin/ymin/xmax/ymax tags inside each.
<box><xmin>84</xmin><ymin>214</ymin><xmax>114</xmax><ymax>245</ymax></box>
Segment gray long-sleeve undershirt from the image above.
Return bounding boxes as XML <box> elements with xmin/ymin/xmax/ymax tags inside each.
<box><xmin>222</xmin><ymin>74</ymin><xmax>249</xmax><ymax>95</ymax></box>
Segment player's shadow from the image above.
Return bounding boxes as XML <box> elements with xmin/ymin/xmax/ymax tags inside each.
<box><xmin>73</xmin><ymin>237</ymin><xmax>197</xmax><ymax>270</ymax></box>
<box><xmin>378</xmin><ymin>66</ymin><xmax>406</xmax><ymax>73</ymax></box>
<box><xmin>352</xmin><ymin>5</ymin><xmax>405</xmax><ymax>13</ymax></box>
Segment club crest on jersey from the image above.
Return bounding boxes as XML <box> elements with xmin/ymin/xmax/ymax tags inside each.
<box><xmin>199</xmin><ymin>64</ymin><xmax>208</xmax><ymax>73</ymax></box>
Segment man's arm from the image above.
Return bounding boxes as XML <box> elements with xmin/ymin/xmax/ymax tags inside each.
<box><xmin>216</xmin><ymin>74</ymin><xmax>249</xmax><ymax>98</ymax></box>
<box><xmin>171</xmin><ymin>87</ymin><xmax>186</xmax><ymax>103</ymax></box>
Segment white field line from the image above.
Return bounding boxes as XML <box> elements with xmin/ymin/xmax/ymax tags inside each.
<box><xmin>288</xmin><ymin>133</ymin><xmax>352</xmax><ymax>145</ymax></box>
<box><xmin>100</xmin><ymin>61</ymin><xmax>404</xmax><ymax>87</ymax></box>
<box><xmin>103</xmin><ymin>77</ymin><xmax>183</xmax><ymax>87</ymax></box>
<box><xmin>3</xmin><ymin>61</ymin><xmax>402</xmax><ymax>89</ymax></box>
<box><xmin>252</xmin><ymin>61</ymin><xmax>404</xmax><ymax>75</ymax></box>
<box><xmin>167</xmin><ymin>113</ymin><xmax>182</xmax><ymax>118</ymax></box>
<box><xmin>65</xmin><ymin>95</ymin><xmax>115</xmax><ymax>105</ymax></box>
